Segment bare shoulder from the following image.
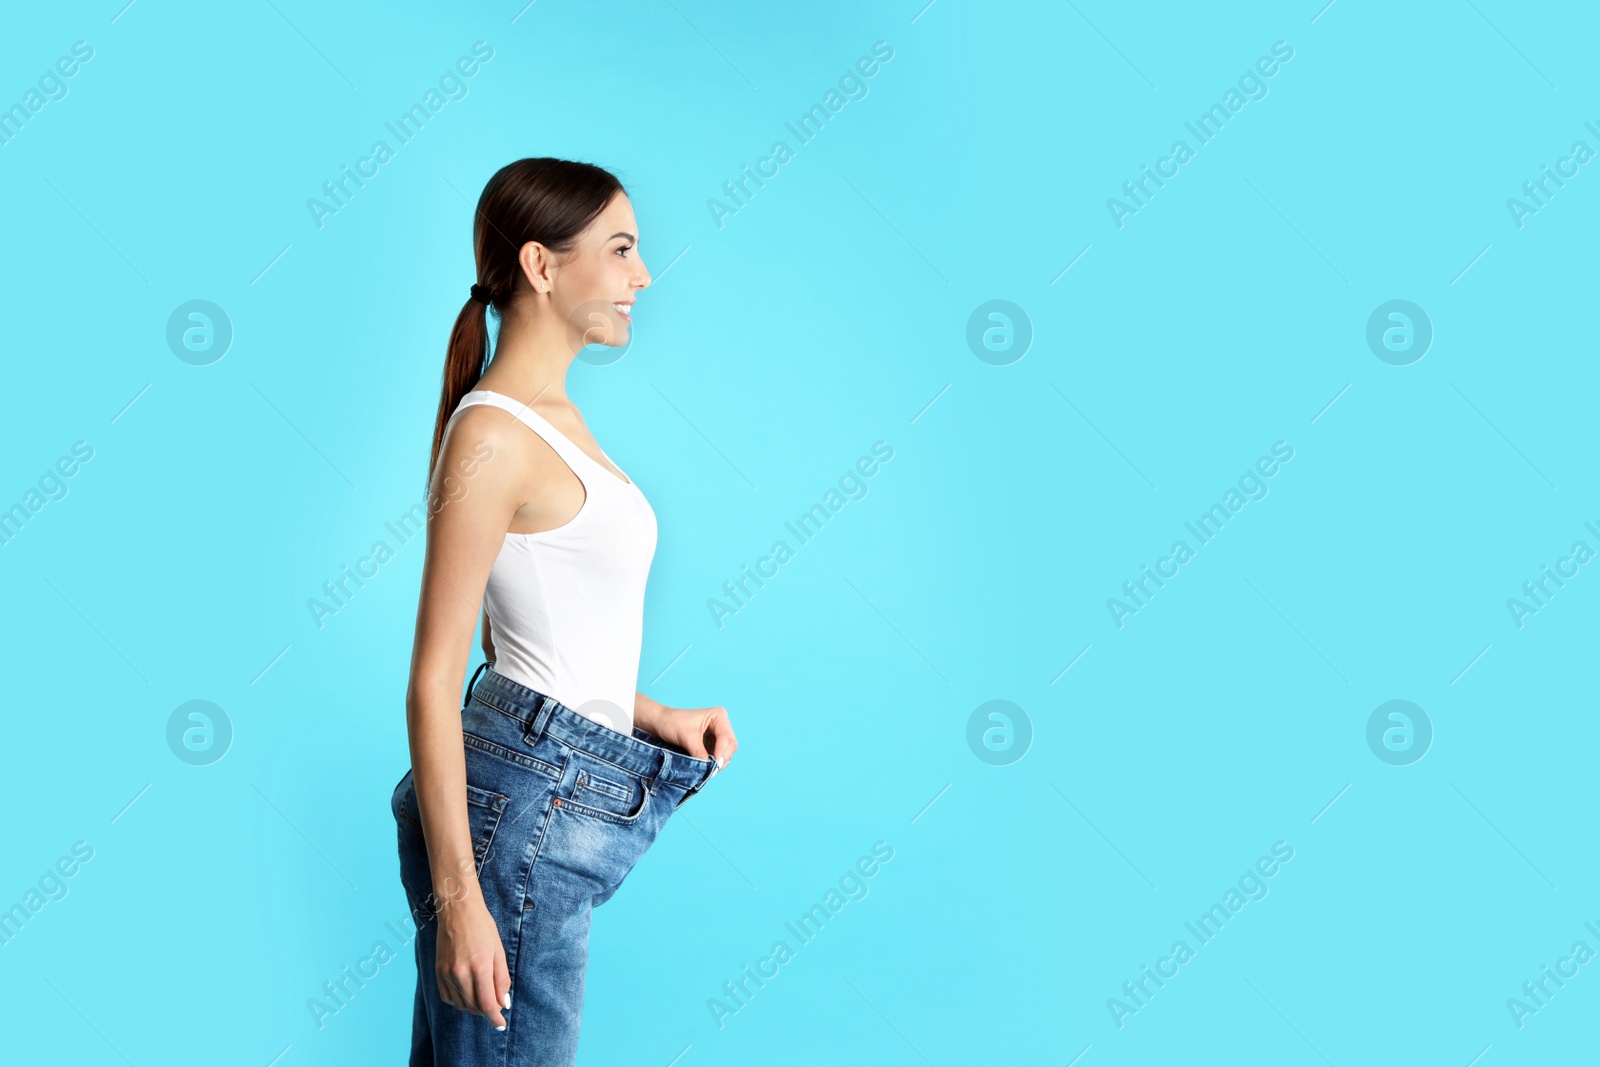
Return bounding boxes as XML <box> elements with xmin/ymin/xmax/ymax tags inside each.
<box><xmin>433</xmin><ymin>402</ymin><xmax>529</xmax><ymax>499</ymax></box>
<box><xmin>442</xmin><ymin>401</ymin><xmax>521</xmax><ymax>456</ymax></box>
<box><xmin>434</xmin><ymin>400</ymin><xmax>564</xmax><ymax>502</ymax></box>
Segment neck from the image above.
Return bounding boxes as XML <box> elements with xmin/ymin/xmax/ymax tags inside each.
<box><xmin>476</xmin><ymin>302</ymin><xmax>577</xmax><ymax>407</ymax></box>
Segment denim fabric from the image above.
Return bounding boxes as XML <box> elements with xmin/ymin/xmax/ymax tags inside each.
<box><xmin>391</xmin><ymin>664</ymin><xmax>719</xmax><ymax>1066</ymax></box>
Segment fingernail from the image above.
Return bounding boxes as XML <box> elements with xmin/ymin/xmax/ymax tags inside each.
<box><xmin>495</xmin><ymin>1024</ymin><xmax>506</xmax><ymax>1032</ymax></box>
<box><xmin>503</xmin><ymin>992</ymin><xmax>512</xmax><ymax>1010</ymax></box>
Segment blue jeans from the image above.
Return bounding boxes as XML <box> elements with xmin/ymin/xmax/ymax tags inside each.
<box><xmin>391</xmin><ymin>664</ymin><xmax>720</xmax><ymax>1066</ymax></box>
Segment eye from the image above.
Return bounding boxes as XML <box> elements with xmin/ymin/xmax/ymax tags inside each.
<box><xmin>615</xmin><ymin>244</ymin><xmax>633</xmax><ymax>257</ymax></box>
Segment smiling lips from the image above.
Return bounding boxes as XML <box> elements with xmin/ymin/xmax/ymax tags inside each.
<box><xmin>613</xmin><ymin>301</ymin><xmax>633</xmax><ymax>323</ymax></box>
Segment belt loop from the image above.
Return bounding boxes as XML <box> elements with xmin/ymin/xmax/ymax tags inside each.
<box><xmin>526</xmin><ymin>695</ymin><xmax>556</xmax><ymax>745</ymax></box>
<box><xmin>463</xmin><ymin>661</ymin><xmax>491</xmax><ymax>708</ymax></box>
<box><xmin>684</xmin><ymin>758</ymin><xmax>718</xmax><ymax>801</ymax></box>
<box><xmin>647</xmin><ymin>748</ymin><xmax>670</xmax><ymax>795</ymax></box>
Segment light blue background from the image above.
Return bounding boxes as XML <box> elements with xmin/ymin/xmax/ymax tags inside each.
<box><xmin>2</xmin><ymin>1</ymin><xmax>1596</xmax><ymax>1063</ymax></box>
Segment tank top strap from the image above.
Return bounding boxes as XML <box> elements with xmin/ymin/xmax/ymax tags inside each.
<box><xmin>453</xmin><ymin>390</ymin><xmax>593</xmax><ymax>479</ymax></box>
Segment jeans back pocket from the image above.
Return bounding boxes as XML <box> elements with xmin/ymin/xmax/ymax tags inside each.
<box><xmin>393</xmin><ymin>772</ymin><xmax>512</xmax><ymax>920</ymax></box>
<box><xmin>463</xmin><ymin>783</ymin><xmax>511</xmax><ymax>868</ymax></box>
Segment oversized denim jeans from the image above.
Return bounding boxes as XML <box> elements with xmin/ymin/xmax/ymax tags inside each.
<box><xmin>391</xmin><ymin>664</ymin><xmax>720</xmax><ymax>1065</ymax></box>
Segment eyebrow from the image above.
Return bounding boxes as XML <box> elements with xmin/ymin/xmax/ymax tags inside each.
<box><xmin>609</xmin><ymin>231</ymin><xmax>636</xmax><ymax>243</ymax></box>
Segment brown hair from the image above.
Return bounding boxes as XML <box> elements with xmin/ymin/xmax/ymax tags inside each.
<box><xmin>429</xmin><ymin>157</ymin><xmax>625</xmax><ymax>477</ymax></box>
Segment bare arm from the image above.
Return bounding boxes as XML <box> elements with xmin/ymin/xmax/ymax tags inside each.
<box><xmin>403</xmin><ymin>409</ymin><xmax>523</xmax><ymax>1027</ymax></box>
<box><xmin>405</xmin><ymin>422</ymin><xmax>510</xmax><ymax>909</ymax></box>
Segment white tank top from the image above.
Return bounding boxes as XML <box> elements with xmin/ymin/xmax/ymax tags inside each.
<box><xmin>450</xmin><ymin>389</ymin><xmax>657</xmax><ymax>732</ymax></box>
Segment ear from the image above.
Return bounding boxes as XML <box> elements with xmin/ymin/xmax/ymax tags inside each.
<box><xmin>518</xmin><ymin>241</ymin><xmax>553</xmax><ymax>293</ymax></box>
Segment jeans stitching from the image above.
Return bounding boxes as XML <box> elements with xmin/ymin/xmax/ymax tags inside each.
<box><xmin>502</xmin><ymin>776</ymin><xmax>560</xmax><ymax>1043</ymax></box>
<box><xmin>558</xmin><ymin>784</ymin><xmax>651</xmax><ymax>826</ymax></box>
<box><xmin>576</xmin><ymin>770</ymin><xmax>633</xmax><ymax>802</ymax></box>
<box><xmin>463</xmin><ymin>731</ymin><xmax>562</xmax><ymax>780</ymax></box>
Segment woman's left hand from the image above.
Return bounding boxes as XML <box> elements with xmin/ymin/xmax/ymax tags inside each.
<box><xmin>649</xmin><ymin>705</ymin><xmax>738</xmax><ymax>768</ymax></box>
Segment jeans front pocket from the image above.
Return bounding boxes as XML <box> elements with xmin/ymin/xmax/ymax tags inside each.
<box><xmin>558</xmin><ymin>757</ymin><xmax>651</xmax><ymax>825</ymax></box>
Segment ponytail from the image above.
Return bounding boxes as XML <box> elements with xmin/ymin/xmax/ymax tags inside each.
<box><xmin>429</xmin><ymin>295</ymin><xmax>491</xmax><ymax>479</ymax></box>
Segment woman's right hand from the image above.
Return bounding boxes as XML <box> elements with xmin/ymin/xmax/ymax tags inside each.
<box><xmin>435</xmin><ymin>891</ymin><xmax>511</xmax><ymax>1030</ymax></box>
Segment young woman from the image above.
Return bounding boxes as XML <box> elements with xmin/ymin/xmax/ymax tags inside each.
<box><xmin>391</xmin><ymin>157</ymin><xmax>739</xmax><ymax>1066</ymax></box>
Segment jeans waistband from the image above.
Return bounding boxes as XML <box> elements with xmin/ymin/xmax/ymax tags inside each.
<box><xmin>465</xmin><ymin>663</ymin><xmax>720</xmax><ymax>796</ymax></box>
